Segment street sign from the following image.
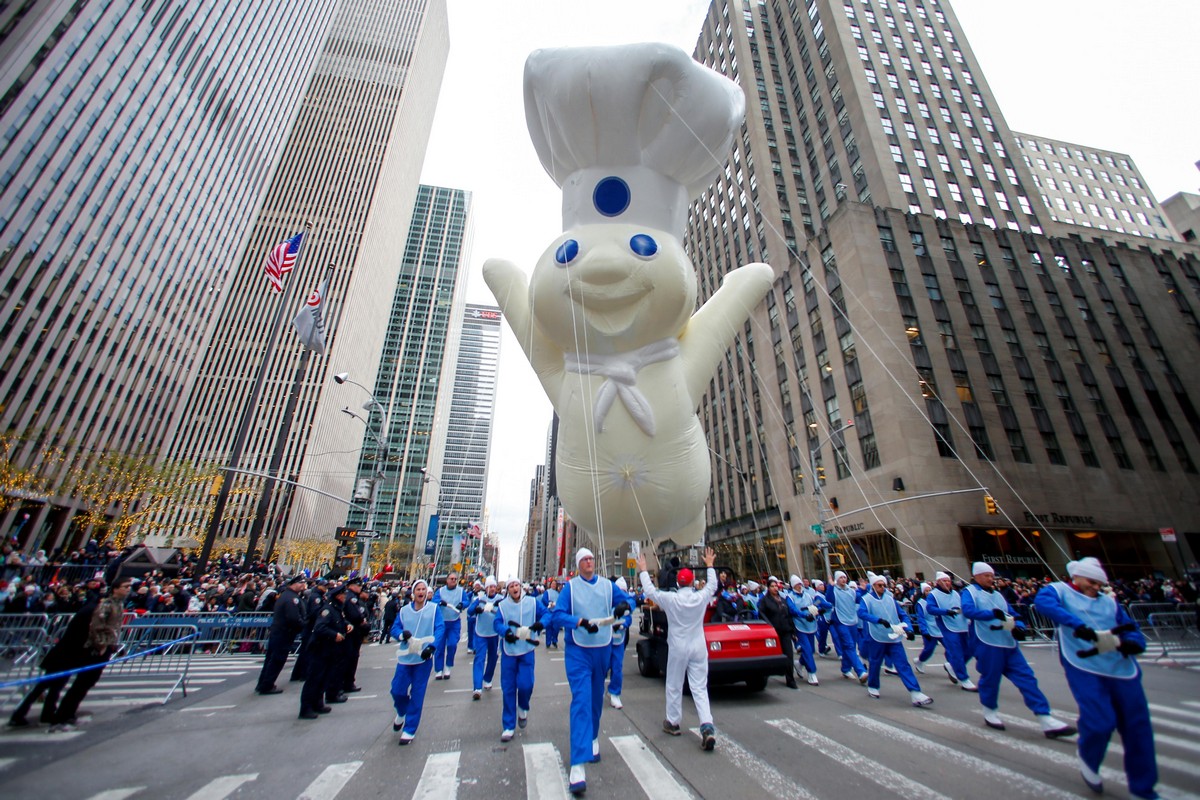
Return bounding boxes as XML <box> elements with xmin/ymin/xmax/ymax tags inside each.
<box><xmin>1159</xmin><ymin>527</ymin><xmax>1177</xmax><ymax>543</ymax></box>
<box><xmin>827</xmin><ymin>530</ymin><xmax>839</xmax><ymax>540</ymax></box>
<box><xmin>810</xmin><ymin>524</ymin><xmax>823</xmax><ymax>535</ymax></box>
<box><xmin>625</xmin><ymin>558</ymin><xmax>637</xmax><ymax>570</ymax></box>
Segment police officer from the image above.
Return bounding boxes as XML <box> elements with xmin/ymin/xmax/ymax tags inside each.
<box><xmin>255</xmin><ymin>575</ymin><xmax>307</xmax><ymax>695</ymax></box>
<box><xmin>324</xmin><ymin>584</ymin><xmax>354</xmax><ymax>708</ymax></box>
<box><xmin>299</xmin><ymin>583</ymin><xmax>350</xmax><ymax>720</ymax></box>
<box><xmin>341</xmin><ymin>576</ymin><xmax>370</xmax><ymax>693</ymax></box>
<box><xmin>290</xmin><ymin>578</ymin><xmax>327</xmax><ymax>682</ymax></box>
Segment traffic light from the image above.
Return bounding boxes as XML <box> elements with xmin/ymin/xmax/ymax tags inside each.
<box><xmin>984</xmin><ymin>495</ymin><xmax>998</xmax><ymax>515</ymax></box>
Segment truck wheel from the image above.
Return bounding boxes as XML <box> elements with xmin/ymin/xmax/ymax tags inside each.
<box><xmin>745</xmin><ymin>675</ymin><xmax>768</xmax><ymax>692</ymax></box>
<box><xmin>637</xmin><ymin>640</ymin><xmax>660</xmax><ymax>677</ymax></box>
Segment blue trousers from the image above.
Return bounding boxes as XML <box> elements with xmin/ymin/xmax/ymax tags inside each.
<box><xmin>473</xmin><ymin>635</ymin><xmax>498</xmax><ymax>690</ymax></box>
<box><xmin>607</xmin><ymin>639</ymin><xmax>626</xmax><ymax>696</ymax></box>
<box><xmin>941</xmin><ymin>629</ymin><xmax>972</xmax><ymax>681</ymax></box>
<box><xmin>545</xmin><ymin>620</ymin><xmax>560</xmax><ymax>647</ymax></box>
<box><xmin>500</xmin><ymin>651</ymin><xmax>535</xmax><ymax>731</ymax></box>
<box><xmin>434</xmin><ymin>618</ymin><xmax>461</xmax><ymax>672</ymax></box>
<box><xmin>390</xmin><ymin>659</ymin><xmax>434</xmax><ymax>735</ymax></box>
<box><xmin>830</xmin><ymin>622</ymin><xmax>865</xmax><ymax>675</ymax></box>
<box><xmin>467</xmin><ymin>615</ymin><xmax>477</xmax><ymax>650</ymax></box>
<box><xmin>565</xmin><ymin>644</ymin><xmax>609</xmax><ymax>767</ymax></box>
<box><xmin>976</xmin><ymin>643</ymin><xmax>1050</xmax><ymax>714</ymax></box>
<box><xmin>795</xmin><ymin>631</ymin><xmax>817</xmax><ymax>674</ymax></box>
<box><xmin>917</xmin><ymin>634</ymin><xmax>942</xmax><ymax>663</ymax></box>
<box><xmin>865</xmin><ymin>639</ymin><xmax>921</xmax><ymax>691</ymax></box>
<box><xmin>1064</xmin><ymin>661</ymin><xmax>1157</xmax><ymax>798</ymax></box>
<box><xmin>817</xmin><ymin>618</ymin><xmax>831</xmax><ymax>653</ymax></box>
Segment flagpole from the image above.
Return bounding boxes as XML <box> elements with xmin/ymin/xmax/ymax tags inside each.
<box><xmin>198</xmin><ymin>222</ymin><xmax>314</xmax><ymax>573</ymax></box>
<box><xmin>242</xmin><ymin>263</ymin><xmax>335</xmax><ymax>570</ymax></box>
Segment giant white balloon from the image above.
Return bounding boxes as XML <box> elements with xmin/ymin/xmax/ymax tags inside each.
<box><xmin>484</xmin><ymin>42</ymin><xmax>774</xmax><ymax>549</ymax></box>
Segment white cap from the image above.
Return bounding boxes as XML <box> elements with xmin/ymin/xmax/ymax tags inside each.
<box><xmin>812</xmin><ymin>579</ymin><xmax>825</xmax><ymax>587</ymax></box>
<box><xmin>934</xmin><ymin>571</ymin><xmax>951</xmax><ymax>582</ymax></box>
<box><xmin>575</xmin><ymin>548</ymin><xmax>594</xmax><ymax>566</ymax></box>
<box><xmin>834</xmin><ymin>570</ymin><xmax>847</xmax><ymax>582</ymax></box>
<box><xmin>506</xmin><ymin>576</ymin><xmax>522</xmax><ymax>587</ymax></box>
<box><xmin>972</xmin><ymin>562</ymin><xmax>995</xmax><ymax>577</ymax></box>
<box><xmin>869</xmin><ymin>573</ymin><xmax>887</xmax><ymax>586</ymax></box>
<box><xmin>524</xmin><ymin>43</ymin><xmax>745</xmax><ymax>236</ymax></box>
<box><xmin>484</xmin><ymin>575</ymin><xmax>497</xmax><ymax>588</ymax></box>
<box><xmin>746</xmin><ymin>580</ymin><xmax>760</xmax><ymax>591</ymax></box>
<box><xmin>411</xmin><ymin>579</ymin><xmax>429</xmax><ymax>592</ymax></box>
<box><xmin>615</xmin><ymin>577</ymin><xmax>628</xmax><ymax>592</ymax></box>
<box><xmin>789</xmin><ymin>574</ymin><xmax>802</xmax><ymax>587</ymax></box>
<box><xmin>767</xmin><ymin>575</ymin><xmax>782</xmax><ymax>586</ymax></box>
<box><xmin>920</xmin><ymin>582</ymin><xmax>930</xmax><ymax>593</ymax></box>
<box><xmin>1067</xmin><ymin>557</ymin><xmax>1108</xmax><ymax>584</ymax></box>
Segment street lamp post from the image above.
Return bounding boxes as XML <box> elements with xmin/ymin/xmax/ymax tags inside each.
<box><xmin>420</xmin><ymin>468</ymin><xmax>441</xmax><ymax>578</ymax></box>
<box><xmin>809</xmin><ymin>419</ymin><xmax>855</xmax><ymax>584</ymax></box>
<box><xmin>335</xmin><ymin>373</ymin><xmax>388</xmax><ymax>576</ymax></box>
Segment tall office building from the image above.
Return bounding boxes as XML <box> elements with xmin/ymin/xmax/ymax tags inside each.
<box><xmin>344</xmin><ymin>184</ymin><xmax>472</xmax><ymax>572</ymax></box>
<box><xmin>518</xmin><ymin>464</ymin><xmax>545</xmax><ymax>581</ymax></box>
<box><xmin>1013</xmin><ymin>132</ymin><xmax>1178</xmax><ymax>242</ymax></box>
<box><xmin>682</xmin><ymin>0</ymin><xmax>1200</xmax><ymax>580</ymax></box>
<box><xmin>160</xmin><ymin>0</ymin><xmax>449</xmax><ymax>556</ymax></box>
<box><xmin>420</xmin><ymin>302</ymin><xmax>501</xmax><ymax>574</ymax></box>
<box><xmin>0</xmin><ymin>1</ymin><xmax>339</xmax><ymax>551</ymax></box>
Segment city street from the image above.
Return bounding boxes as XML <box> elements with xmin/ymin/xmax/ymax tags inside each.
<box><xmin>1</xmin><ymin>628</ymin><xmax>1197</xmax><ymax>800</ymax></box>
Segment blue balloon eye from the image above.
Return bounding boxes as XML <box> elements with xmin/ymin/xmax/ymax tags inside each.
<box><xmin>630</xmin><ymin>234</ymin><xmax>658</xmax><ymax>259</ymax></box>
<box><xmin>554</xmin><ymin>239</ymin><xmax>579</xmax><ymax>266</ymax></box>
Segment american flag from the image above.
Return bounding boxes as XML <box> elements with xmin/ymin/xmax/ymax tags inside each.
<box><xmin>467</xmin><ymin>523</ymin><xmax>482</xmax><ymax>539</ymax></box>
<box><xmin>263</xmin><ymin>232</ymin><xmax>304</xmax><ymax>292</ymax></box>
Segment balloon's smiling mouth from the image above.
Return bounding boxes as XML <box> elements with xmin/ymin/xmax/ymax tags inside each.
<box><xmin>565</xmin><ymin>279</ymin><xmax>651</xmax><ymax>335</ymax></box>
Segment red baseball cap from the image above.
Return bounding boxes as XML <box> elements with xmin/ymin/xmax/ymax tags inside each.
<box><xmin>677</xmin><ymin>568</ymin><xmax>694</xmax><ymax>586</ymax></box>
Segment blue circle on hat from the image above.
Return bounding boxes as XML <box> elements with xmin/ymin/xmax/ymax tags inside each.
<box><xmin>593</xmin><ymin>176</ymin><xmax>630</xmax><ymax>217</ymax></box>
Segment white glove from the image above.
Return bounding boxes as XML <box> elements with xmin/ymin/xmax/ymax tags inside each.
<box><xmin>807</xmin><ymin>605</ymin><xmax>819</xmax><ymax>616</ymax></box>
<box><xmin>888</xmin><ymin>623</ymin><xmax>906</xmax><ymax>640</ymax></box>
<box><xmin>1001</xmin><ymin>615</ymin><xmax>1017</xmax><ymax>632</ymax></box>
<box><xmin>590</xmin><ymin>615</ymin><xmax>617</xmax><ymax>628</ymax></box>
<box><xmin>483</xmin><ymin>602</ymin><xmax>495</xmax><ymax>614</ymax></box>
<box><xmin>1094</xmin><ymin>630</ymin><xmax>1120</xmax><ymax>654</ymax></box>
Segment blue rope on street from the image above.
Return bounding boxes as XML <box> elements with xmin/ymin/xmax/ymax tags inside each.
<box><xmin>0</xmin><ymin>632</ymin><xmax>200</xmax><ymax>690</ymax></box>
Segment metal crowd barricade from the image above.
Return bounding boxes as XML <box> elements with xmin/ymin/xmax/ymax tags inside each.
<box><xmin>0</xmin><ymin>625</ymin><xmax>48</xmax><ymax>708</ymax></box>
<box><xmin>106</xmin><ymin>623</ymin><xmax>199</xmax><ymax>703</ymax></box>
<box><xmin>1126</xmin><ymin>602</ymin><xmax>1197</xmax><ymax>625</ymax></box>
<box><xmin>223</xmin><ymin>613</ymin><xmax>273</xmax><ymax>655</ymax></box>
<box><xmin>1142</xmin><ymin>611</ymin><xmax>1200</xmax><ymax>661</ymax></box>
<box><xmin>1021</xmin><ymin>606</ymin><xmax>1057</xmax><ymax>641</ymax></box>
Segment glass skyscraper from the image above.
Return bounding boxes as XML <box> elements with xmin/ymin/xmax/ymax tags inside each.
<box><xmin>0</xmin><ymin>0</ymin><xmax>339</xmax><ymax>552</ymax></box>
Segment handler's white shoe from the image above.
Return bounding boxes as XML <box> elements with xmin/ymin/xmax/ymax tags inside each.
<box><xmin>910</xmin><ymin>691</ymin><xmax>933</xmax><ymax>707</ymax></box>
<box><xmin>609</xmin><ymin>693</ymin><xmax>623</xmax><ymax>709</ymax></box>
<box><xmin>500</xmin><ymin>729</ymin><xmax>514</xmax><ymax>742</ymax></box>
<box><xmin>807</xmin><ymin>674</ymin><xmax>819</xmax><ymax>685</ymax></box>
<box><xmin>569</xmin><ymin>765</ymin><xmax>586</xmax><ymax>795</ymax></box>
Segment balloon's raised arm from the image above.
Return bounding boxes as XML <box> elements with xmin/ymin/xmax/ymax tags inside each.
<box><xmin>483</xmin><ymin>258</ymin><xmax>565</xmax><ymax>399</ymax></box>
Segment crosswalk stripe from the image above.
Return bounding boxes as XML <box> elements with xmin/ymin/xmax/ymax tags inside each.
<box><xmin>609</xmin><ymin>735</ymin><xmax>694</xmax><ymax>800</ymax></box>
<box><xmin>1049</xmin><ymin>707</ymin><xmax>1200</xmax><ymax>753</ymax></box>
<box><xmin>924</xmin><ymin>712</ymin><xmax>1200</xmax><ymax>800</ymax></box>
<box><xmin>0</xmin><ymin>758</ymin><xmax>15</xmax><ymax>772</ymax></box>
<box><xmin>688</xmin><ymin>727</ymin><xmax>815</xmax><ymax>800</ymax></box>
<box><xmin>84</xmin><ymin>789</ymin><xmax>144</xmax><ymax>800</ymax></box>
<box><xmin>412</xmin><ymin>752</ymin><xmax>459</xmax><ymax>800</ymax></box>
<box><xmin>1184</xmin><ymin>701</ymin><xmax>1200</xmax><ymax>711</ymax></box>
<box><xmin>1146</xmin><ymin>706</ymin><xmax>1200</xmax><ymax>736</ymax></box>
<box><xmin>522</xmin><ymin>742</ymin><xmax>567</xmax><ymax>800</ymax></box>
<box><xmin>766</xmin><ymin>718</ymin><xmax>951</xmax><ymax>800</ymax></box>
<box><xmin>849</xmin><ymin>715</ymin><xmax>1081</xmax><ymax>800</ymax></box>
<box><xmin>997</xmin><ymin>713</ymin><xmax>1200</xmax><ymax>777</ymax></box>
<box><xmin>297</xmin><ymin>761</ymin><xmax>362</xmax><ymax>800</ymax></box>
<box><xmin>182</xmin><ymin>705</ymin><xmax>238</xmax><ymax>713</ymax></box>
<box><xmin>184</xmin><ymin>773</ymin><xmax>257</xmax><ymax>800</ymax></box>
<box><xmin>1</xmin><ymin>731</ymin><xmax>85</xmax><ymax>743</ymax></box>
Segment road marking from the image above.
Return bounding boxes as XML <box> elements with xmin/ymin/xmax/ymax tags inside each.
<box><xmin>551</xmin><ymin>658</ymin><xmax>564</xmax><ymax>662</ymax></box>
<box><xmin>443</xmin><ymin>688</ymin><xmax>473</xmax><ymax>694</ymax></box>
<box><xmin>767</xmin><ymin>718</ymin><xmax>951</xmax><ymax>800</ymax></box>
<box><xmin>347</xmin><ymin>694</ymin><xmax>379</xmax><ymax>700</ymax></box>
<box><xmin>298</xmin><ymin>761</ymin><xmax>362</xmax><ymax>800</ymax></box>
<box><xmin>184</xmin><ymin>773</ymin><xmax>257</xmax><ymax>800</ymax></box>
<box><xmin>849</xmin><ymin>715</ymin><xmax>1080</xmax><ymax>800</ymax></box>
<box><xmin>925</xmin><ymin>712</ymin><xmax>1200</xmax><ymax>800</ymax></box>
<box><xmin>182</xmin><ymin>705</ymin><xmax>238</xmax><ymax>713</ymax></box>
<box><xmin>688</xmin><ymin>727</ymin><xmax>815</xmax><ymax>800</ymax></box>
<box><xmin>523</xmin><ymin>742</ymin><xmax>567</xmax><ymax>800</ymax></box>
<box><xmin>554</xmin><ymin>682</ymin><xmax>569</xmax><ymax>686</ymax></box>
<box><xmin>0</xmin><ymin>758</ymin><xmax>15</xmax><ymax>772</ymax></box>
<box><xmin>609</xmin><ymin>735</ymin><xmax>694</xmax><ymax>800</ymax></box>
<box><xmin>1146</xmin><ymin>706</ymin><xmax>1200</xmax><ymax>736</ymax></box>
<box><xmin>997</xmin><ymin>713</ymin><xmax>1200</xmax><ymax>777</ymax></box>
<box><xmin>412</xmin><ymin>752</ymin><xmax>459</xmax><ymax>800</ymax></box>
<box><xmin>1</xmin><ymin>731</ymin><xmax>85</xmax><ymax>743</ymax></box>
<box><xmin>85</xmin><ymin>789</ymin><xmax>144</xmax><ymax>800</ymax></box>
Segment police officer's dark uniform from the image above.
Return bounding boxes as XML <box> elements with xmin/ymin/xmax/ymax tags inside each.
<box><xmin>341</xmin><ymin>577</ymin><xmax>370</xmax><ymax>693</ymax></box>
<box><xmin>299</xmin><ymin>583</ymin><xmax>349</xmax><ymax>719</ymax></box>
<box><xmin>324</xmin><ymin>585</ymin><xmax>353</xmax><ymax>706</ymax></box>
<box><xmin>255</xmin><ymin>575</ymin><xmax>307</xmax><ymax>694</ymax></box>
<box><xmin>290</xmin><ymin>579</ymin><xmax>327</xmax><ymax>682</ymax></box>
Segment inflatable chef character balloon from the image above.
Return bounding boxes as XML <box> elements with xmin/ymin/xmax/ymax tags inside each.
<box><xmin>483</xmin><ymin>43</ymin><xmax>774</xmax><ymax>547</ymax></box>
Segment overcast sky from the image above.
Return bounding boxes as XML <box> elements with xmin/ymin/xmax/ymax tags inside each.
<box><xmin>418</xmin><ymin>0</ymin><xmax>1199</xmax><ymax>580</ymax></box>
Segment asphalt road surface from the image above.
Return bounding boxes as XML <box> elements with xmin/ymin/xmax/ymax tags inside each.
<box><xmin>1</xmin><ymin>625</ymin><xmax>1197</xmax><ymax>799</ymax></box>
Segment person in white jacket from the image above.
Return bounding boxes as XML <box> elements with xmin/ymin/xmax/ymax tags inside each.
<box><xmin>637</xmin><ymin>546</ymin><xmax>720</xmax><ymax>751</ymax></box>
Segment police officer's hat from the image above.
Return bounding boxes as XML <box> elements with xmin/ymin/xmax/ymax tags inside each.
<box><xmin>286</xmin><ymin>575</ymin><xmax>306</xmax><ymax>586</ymax></box>
<box><xmin>345</xmin><ymin>576</ymin><xmax>363</xmax><ymax>587</ymax></box>
<box><xmin>329</xmin><ymin>583</ymin><xmax>348</xmax><ymax>597</ymax></box>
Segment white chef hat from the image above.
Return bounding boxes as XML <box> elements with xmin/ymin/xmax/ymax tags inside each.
<box><xmin>524</xmin><ymin>42</ymin><xmax>745</xmax><ymax>236</ymax></box>
<box><xmin>1067</xmin><ymin>557</ymin><xmax>1108</xmax><ymax>584</ymax></box>
<box><xmin>484</xmin><ymin>575</ymin><xmax>497</xmax><ymax>588</ymax></box>
<box><xmin>411</xmin><ymin>579</ymin><xmax>429</xmax><ymax>592</ymax></box>
<box><xmin>869</xmin><ymin>572</ymin><xmax>887</xmax><ymax>586</ymax></box>
<box><xmin>576</xmin><ymin>548</ymin><xmax>594</xmax><ymax>566</ymax></box>
<box><xmin>920</xmin><ymin>582</ymin><xmax>930</xmax><ymax>593</ymax></box>
<box><xmin>812</xmin><ymin>579</ymin><xmax>825</xmax><ymax>587</ymax></box>
<box><xmin>746</xmin><ymin>580</ymin><xmax>760</xmax><ymax>591</ymax></box>
<box><xmin>790</xmin><ymin>574</ymin><xmax>803</xmax><ymax>587</ymax></box>
<box><xmin>615</xmin><ymin>577</ymin><xmax>628</xmax><ymax>592</ymax></box>
<box><xmin>972</xmin><ymin>562</ymin><xmax>995</xmax><ymax>576</ymax></box>
<box><xmin>934</xmin><ymin>571</ymin><xmax>951</xmax><ymax>582</ymax></box>
<box><xmin>834</xmin><ymin>571</ymin><xmax>847</xmax><ymax>582</ymax></box>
